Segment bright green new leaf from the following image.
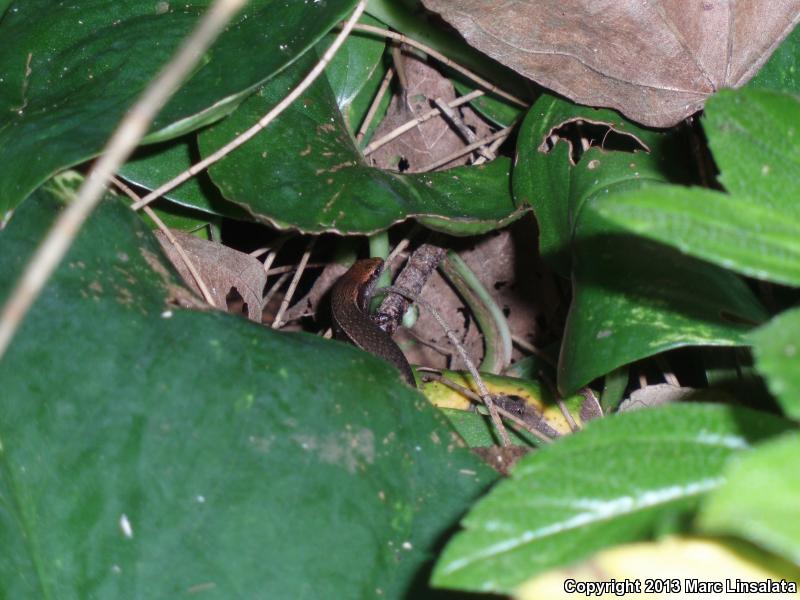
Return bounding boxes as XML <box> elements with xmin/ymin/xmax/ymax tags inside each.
<box><xmin>750</xmin><ymin>308</ymin><xmax>800</xmax><ymax>420</ymax></box>
<box><xmin>699</xmin><ymin>432</ymin><xmax>800</xmax><ymax>566</ymax></box>
<box><xmin>0</xmin><ymin>0</ymin><xmax>358</xmax><ymax>216</ymax></box>
<box><xmin>200</xmin><ymin>52</ymin><xmax>523</xmax><ymax>235</ymax></box>
<box><xmin>432</xmin><ymin>404</ymin><xmax>792</xmax><ymax>594</ymax></box>
<box><xmin>0</xmin><ymin>177</ymin><xmax>495</xmax><ymax>598</ymax></box>
<box><xmin>591</xmin><ymin>185</ymin><xmax>800</xmax><ymax>287</ymax></box>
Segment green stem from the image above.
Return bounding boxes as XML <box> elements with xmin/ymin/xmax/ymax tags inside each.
<box><xmin>440</xmin><ymin>251</ymin><xmax>512</xmax><ymax>374</ymax></box>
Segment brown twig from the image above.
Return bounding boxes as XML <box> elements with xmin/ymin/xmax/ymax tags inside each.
<box><xmin>272</xmin><ymin>238</ymin><xmax>316</xmax><ymax>329</ymax></box>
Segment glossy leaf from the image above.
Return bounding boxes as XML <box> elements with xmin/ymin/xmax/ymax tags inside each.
<box><xmin>200</xmin><ymin>53</ymin><xmax>522</xmax><ymax>235</ymax></box>
<box><xmin>591</xmin><ymin>185</ymin><xmax>800</xmax><ymax>287</ymax></box>
<box><xmin>514</xmin><ymin>94</ymin><xmax>765</xmax><ymax>394</ymax></box>
<box><xmin>431</xmin><ymin>404</ymin><xmax>791</xmax><ymax>594</ymax></box>
<box><xmin>0</xmin><ymin>0</ymin><xmax>358</xmax><ymax>216</ymax></box>
<box><xmin>325</xmin><ymin>15</ymin><xmax>386</xmax><ymax>111</ymax></box>
<box><xmin>513</xmin><ymin>94</ymin><xmax>690</xmax><ymax>276</ymax></box>
<box><xmin>750</xmin><ymin>308</ymin><xmax>800</xmax><ymax>420</ymax></box>
<box><xmin>120</xmin><ymin>138</ymin><xmax>249</xmax><ymax>220</ymax></box>
<box><xmin>0</xmin><ymin>177</ymin><xmax>495</xmax><ymax>598</ymax></box>
<box><xmin>699</xmin><ymin>432</ymin><xmax>800</xmax><ymax>565</ymax></box>
<box><xmin>560</xmin><ymin>213</ymin><xmax>767</xmax><ymax>394</ymax></box>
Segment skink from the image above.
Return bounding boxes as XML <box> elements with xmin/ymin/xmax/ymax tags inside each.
<box><xmin>331</xmin><ymin>258</ymin><xmax>416</xmax><ymax>387</ymax></box>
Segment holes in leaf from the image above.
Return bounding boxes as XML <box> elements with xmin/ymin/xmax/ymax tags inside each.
<box><xmin>226</xmin><ymin>287</ymin><xmax>249</xmax><ymax>317</ymax></box>
<box><xmin>538</xmin><ymin>118</ymin><xmax>650</xmax><ymax>165</ymax></box>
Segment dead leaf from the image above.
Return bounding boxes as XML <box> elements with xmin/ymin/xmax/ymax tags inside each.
<box><xmin>154</xmin><ymin>230</ymin><xmax>266</xmax><ymax>321</ymax></box>
<box><xmin>421</xmin><ymin>0</ymin><xmax>800</xmax><ymax>127</ymax></box>
<box><xmin>369</xmin><ymin>47</ymin><xmax>492</xmax><ymax>171</ymax></box>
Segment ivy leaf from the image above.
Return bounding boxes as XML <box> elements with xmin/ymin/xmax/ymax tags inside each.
<box><xmin>0</xmin><ymin>175</ymin><xmax>495</xmax><ymax>598</ymax></box>
<box><xmin>199</xmin><ymin>52</ymin><xmax>523</xmax><ymax>235</ymax></box>
<box><xmin>0</xmin><ymin>0</ymin><xmax>358</xmax><ymax>216</ymax></box>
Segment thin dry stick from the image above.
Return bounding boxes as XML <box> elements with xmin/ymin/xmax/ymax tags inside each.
<box><xmin>261</xmin><ymin>234</ymin><xmax>291</xmax><ymax>275</ymax></box>
<box><xmin>418</xmin><ymin>126</ymin><xmax>512</xmax><ymax>172</ymax></box>
<box><xmin>110</xmin><ymin>176</ymin><xmax>217</xmax><ymax>307</ymax></box>
<box><xmin>265</xmin><ymin>262</ymin><xmax>324</xmax><ymax>276</ymax></box>
<box><xmin>472</xmin><ymin>134</ymin><xmax>506</xmax><ymax>166</ymax></box>
<box><xmin>385</xmin><ymin>224</ymin><xmax>422</xmax><ymax>268</ymax></box>
<box><xmin>421</xmin><ymin>370</ymin><xmax>552</xmax><ymax>444</ymax></box>
<box><xmin>0</xmin><ymin>0</ymin><xmax>246</xmax><ymax>360</ymax></box>
<box><xmin>272</xmin><ymin>237</ymin><xmax>316</xmax><ymax>329</ymax></box>
<box><xmin>383</xmin><ymin>285</ymin><xmax>511</xmax><ymax>446</ymax></box>
<box><xmin>363</xmin><ymin>90</ymin><xmax>483</xmax><ymax>156</ymax></box>
<box><xmin>433</xmin><ymin>97</ymin><xmax>495</xmax><ymax>162</ymax></box>
<box><xmin>348</xmin><ymin>24</ymin><xmax>527</xmax><ymax>108</ymax></box>
<box><xmin>356</xmin><ymin>67</ymin><xmax>395</xmax><ymax>144</ymax></box>
<box><xmin>131</xmin><ymin>0</ymin><xmax>368</xmax><ymax>211</ymax></box>
<box><xmin>262</xmin><ymin>271</ymin><xmax>291</xmax><ymax>310</ymax></box>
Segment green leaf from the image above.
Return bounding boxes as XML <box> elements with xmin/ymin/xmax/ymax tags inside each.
<box><xmin>750</xmin><ymin>308</ymin><xmax>800</xmax><ymax>420</ymax></box>
<box><xmin>748</xmin><ymin>24</ymin><xmax>800</xmax><ymax>95</ymax></box>
<box><xmin>0</xmin><ymin>0</ymin><xmax>358</xmax><ymax>216</ymax></box>
<box><xmin>513</xmin><ymin>93</ymin><xmax>695</xmax><ymax>275</ymax></box>
<box><xmin>120</xmin><ymin>137</ymin><xmax>249</xmax><ymax>220</ymax></box>
<box><xmin>325</xmin><ymin>15</ymin><xmax>386</xmax><ymax>111</ymax></box>
<box><xmin>699</xmin><ymin>432</ymin><xmax>800</xmax><ymax>566</ymax></box>
<box><xmin>590</xmin><ymin>185</ymin><xmax>800</xmax><ymax>287</ymax></box>
<box><xmin>0</xmin><ymin>177</ymin><xmax>495</xmax><ymax>598</ymax></box>
<box><xmin>705</xmin><ymin>87</ymin><xmax>800</xmax><ymax>217</ymax></box>
<box><xmin>513</xmin><ymin>94</ymin><xmax>766</xmax><ymax>394</ymax></box>
<box><xmin>560</xmin><ymin>214</ymin><xmax>767</xmax><ymax>394</ymax></box>
<box><xmin>200</xmin><ymin>53</ymin><xmax>523</xmax><ymax>235</ymax></box>
<box><xmin>431</xmin><ymin>404</ymin><xmax>792</xmax><ymax>594</ymax></box>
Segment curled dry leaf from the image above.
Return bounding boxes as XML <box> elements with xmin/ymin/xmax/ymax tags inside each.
<box><xmin>155</xmin><ymin>230</ymin><xmax>266</xmax><ymax>321</ymax></box>
<box><xmin>421</xmin><ymin>0</ymin><xmax>800</xmax><ymax>127</ymax></box>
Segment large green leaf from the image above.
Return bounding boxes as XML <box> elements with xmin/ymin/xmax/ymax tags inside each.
<box><xmin>199</xmin><ymin>52</ymin><xmax>522</xmax><ymax>235</ymax></box>
<box><xmin>591</xmin><ymin>185</ymin><xmax>800</xmax><ymax>287</ymax></box>
<box><xmin>0</xmin><ymin>0</ymin><xmax>358</xmax><ymax>217</ymax></box>
<box><xmin>0</xmin><ymin>176</ymin><xmax>495</xmax><ymax>598</ymax></box>
<box><xmin>513</xmin><ymin>94</ymin><xmax>693</xmax><ymax>276</ymax></box>
<box><xmin>514</xmin><ymin>94</ymin><xmax>765</xmax><ymax>394</ymax></box>
<box><xmin>431</xmin><ymin>404</ymin><xmax>792</xmax><ymax>594</ymax></box>
<box><xmin>750</xmin><ymin>308</ymin><xmax>800</xmax><ymax>420</ymax></box>
<box><xmin>699</xmin><ymin>432</ymin><xmax>800</xmax><ymax>566</ymax></box>
<box><xmin>588</xmin><ymin>88</ymin><xmax>800</xmax><ymax>284</ymax></box>
<box><xmin>705</xmin><ymin>88</ymin><xmax>800</xmax><ymax>217</ymax></box>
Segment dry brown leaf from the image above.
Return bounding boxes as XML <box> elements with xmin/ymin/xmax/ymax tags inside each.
<box><xmin>155</xmin><ymin>230</ymin><xmax>266</xmax><ymax>321</ymax></box>
<box><xmin>369</xmin><ymin>47</ymin><xmax>491</xmax><ymax>171</ymax></box>
<box><xmin>421</xmin><ymin>0</ymin><xmax>800</xmax><ymax>127</ymax></box>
